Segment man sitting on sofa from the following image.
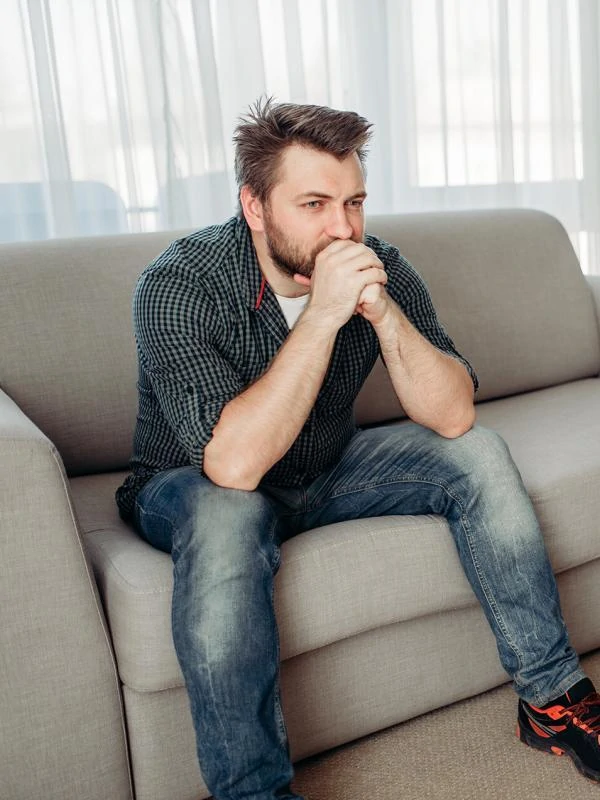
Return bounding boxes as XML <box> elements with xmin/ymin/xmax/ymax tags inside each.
<box><xmin>116</xmin><ymin>99</ymin><xmax>600</xmax><ymax>799</ymax></box>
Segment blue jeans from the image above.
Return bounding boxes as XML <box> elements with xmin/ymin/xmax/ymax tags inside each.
<box><xmin>134</xmin><ymin>423</ymin><xmax>584</xmax><ymax>800</ymax></box>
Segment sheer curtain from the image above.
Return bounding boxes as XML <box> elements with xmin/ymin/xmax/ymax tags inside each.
<box><xmin>1</xmin><ymin>0</ymin><xmax>599</xmax><ymax>272</ymax></box>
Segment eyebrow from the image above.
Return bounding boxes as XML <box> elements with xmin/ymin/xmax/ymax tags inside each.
<box><xmin>293</xmin><ymin>190</ymin><xmax>368</xmax><ymax>201</ymax></box>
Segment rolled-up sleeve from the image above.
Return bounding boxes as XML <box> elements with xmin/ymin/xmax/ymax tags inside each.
<box><xmin>133</xmin><ymin>262</ymin><xmax>243</xmax><ymax>470</ymax></box>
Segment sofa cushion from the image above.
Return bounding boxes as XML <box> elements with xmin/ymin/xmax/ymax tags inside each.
<box><xmin>357</xmin><ymin>210</ymin><xmax>600</xmax><ymax>422</ymax></box>
<box><xmin>475</xmin><ymin>377</ymin><xmax>600</xmax><ymax>571</ymax></box>
<box><xmin>0</xmin><ymin>231</ymin><xmax>186</xmax><ymax>475</ymax></box>
<box><xmin>2</xmin><ymin>211</ymin><xmax>598</xmax><ymax>475</ymax></box>
<box><xmin>75</xmin><ymin>474</ymin><xmax>475</xmax><ymax>692</ymax></box>
<box><xmin>72</xmin><ymin>377</ymin><xmax>600</xmax><ymax>694</ymax></box>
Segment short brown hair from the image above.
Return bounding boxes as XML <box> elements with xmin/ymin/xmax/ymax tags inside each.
<box><xmin>233</xmin><ymin>97</ymin><xmax>372</xmax><ymax>204</ymax></box>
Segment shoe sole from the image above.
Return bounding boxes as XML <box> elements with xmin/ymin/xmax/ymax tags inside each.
<box><xmin>517</xmin><ymin>719</ymin><xmax>600</xmax><ymax>783</ymax></box>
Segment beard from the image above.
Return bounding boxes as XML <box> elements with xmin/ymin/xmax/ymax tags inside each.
<box><xmin>262</xmin><ymin>209</ymin><xmax>325</xmax><ymax>279</ymax></box>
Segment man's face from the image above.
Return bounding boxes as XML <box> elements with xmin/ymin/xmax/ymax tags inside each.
<box><xmin>260</xmin><ymin>144</ymin><xmax>367</xmax><ymax>279</ymax></box>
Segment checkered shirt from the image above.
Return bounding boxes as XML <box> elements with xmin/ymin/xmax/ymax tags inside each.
<box><xmin>116</xmin><ymin>216</ymin><xmax>478</xmax><ymax>519</ymax></box>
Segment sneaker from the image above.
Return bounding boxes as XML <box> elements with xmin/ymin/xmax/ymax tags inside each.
<box><xmin>517</xmin><ymin>677</ymin><xmax>600</xmax><ymax>782</ymax></box>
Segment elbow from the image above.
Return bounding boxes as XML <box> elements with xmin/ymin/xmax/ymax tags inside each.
<box><xmin>437</xmin><ymin>405</ymin><xmax>476</xmax><ymax>439</ymax></box>
<box><xmin>210</xmin><ymin>470</ymin><xmax>260</xmax><ymax>492</ymax></box>
<box><xmin>203</xmin><ymin>446</ymin><xmax>261</xmax><ymax>492</ymax></box>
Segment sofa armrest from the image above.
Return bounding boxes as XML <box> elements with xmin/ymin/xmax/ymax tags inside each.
<box><xmin>587</xmin><ymin>274</ymin><xmax>600</xmax><ymax>329</ymax></box>
<box><xmin>0</xmin><ymin>389</ymin><xmax>132</xmax><ymax>800</ymax></box>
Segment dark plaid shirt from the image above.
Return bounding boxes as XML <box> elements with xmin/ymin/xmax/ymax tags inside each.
<box><xmin>116</xmin><ymin>216</ymin><xmax>477</xmax><ymax>518</ymax></box>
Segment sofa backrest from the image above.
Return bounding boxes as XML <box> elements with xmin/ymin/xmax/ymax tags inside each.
<box><xmin>0</xmin><ymin>209</ymin><xmax>598</xmax><ymax>475</ymax></box>
<box><xmin>355</xmin><ymin>209</ymin><xmax>600</xmax><ymax>424</ymax></box>
<box><xmin>0</xmin><ymin>231</ymin><xmax>180</xmax><ymax>474</ymax></box>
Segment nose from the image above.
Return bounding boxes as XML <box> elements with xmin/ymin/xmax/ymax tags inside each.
<box><xmin>324</xmin><ymin>206</ymin><xmax>353</xmax><ymax>240</ymax></box>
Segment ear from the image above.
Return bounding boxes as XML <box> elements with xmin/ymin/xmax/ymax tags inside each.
<box><xmin>240</xmin><ymin>185</ymin><xmax>266</xmax><ymax>233</ymax></box>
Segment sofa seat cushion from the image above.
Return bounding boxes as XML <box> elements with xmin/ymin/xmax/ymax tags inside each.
<box><xmin>475</xmin><ymin>377</ymin><xmax>600</xmax><ymax>572</ymax></box>
<box><xmin>72</xmin><ymin>378</ymin><xmax>600</xmax><ymax>694</ymax></box>
<box><xmin>75</xmin><ymin>475</ymin><xmax>475</xmax><ymax>692</ymax></box>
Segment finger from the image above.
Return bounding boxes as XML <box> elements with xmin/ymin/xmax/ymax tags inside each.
<box><xmin>317</xmin><ymin>239</ymin><xmax>376</xmax><ymax>264</ymax></box>
<box><xmin>337</xmin><ymin>246</ymin><xmax>385</xmax><ymax>273</ymax></box>
<box><xmin>320</xmin><ymin>238</ymin><xmax>357</xmax><ymax>253</ymax></box>
<box><xmin>358</xmin><ymin>284</ymin><xmax>381</xmax><ymax>304</ymax></box>
<box><xmin>358</xmin><ymin>266</ymin><xmax>388</xmax><ymax>288</ymax></box>
<box><xmin>293</xmin><ymin>273</ymin><xmax>311</xmax><ymax>286</ymax></box>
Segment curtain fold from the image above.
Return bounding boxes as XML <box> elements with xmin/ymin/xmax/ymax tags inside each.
<box><xmin>1</xmin><ymin>0</ymin><xmax>598</xmax><ymax>273</ymax></box>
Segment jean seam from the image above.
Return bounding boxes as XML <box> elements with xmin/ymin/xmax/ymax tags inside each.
<box><xmin>268</xmin><ymin>509</ymin><xmax>282</xmax><ymax>571</ymax></box>
<box><xmin>307</xmin><ymin>472</ymin><xmax>525</xmax><ymax>673</ymax></box>
<box><xmin>171</xmin><ymin>515</ymin><xmax>234</xmax><ymax>789</ymax></box>
<box><xmin>135</xmin><ymin>501</ymin><xmax>175</xmax><ymax>528</ymax></box>
<box><xmin>135</xmin><ymin>502</ymin><xmax>181</xmax><ymax>558</ymax></box>
<box><xmin>458</xmin><ymin>508</ymin><xmax>524</xmax><ymax>672</ymax></box>
<box><xmin>266</xmin><ymin>512</ymin><xmax>287</xmax><ymax>745</ymax></box>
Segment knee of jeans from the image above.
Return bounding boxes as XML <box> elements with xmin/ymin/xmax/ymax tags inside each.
<box><xmin>171</xmin><ymin>488</ymin><xmax>280</xmax><ymax>666</ymax></box>
<box><xmin>444</xmin><ymin>425</ymin><xmax>522</xmax><ymax>491</ymax></box>
<box><xmin>440</xmin><ymin>427</ymin><xmax>542</xmax><ymax>548</ymax></box>
<box><xmin>175</xmin><ymin>483</ymin><xmax>280</xmax><ymax>573</ymax></box>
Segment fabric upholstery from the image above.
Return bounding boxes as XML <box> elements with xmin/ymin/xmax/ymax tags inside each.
<box><xmin>588</xmin><ymin>274</ymin><xmax>600</xmax><ymax>326</ymax></box>
<box><xmin>79</xmin><ymin>486</ymin><xmax>473</xmax><ymax>692</ymax></box>
<box><xmin>116</xmin><ymin>559</ymin><xmax>600</xmax><ymax>800</ymax></box>
<box><xmin>3</xmin><ymin>209</ymin><xmax>600</xmax><ymax>800</ymax></box>
<box><xmin>356</xmin><ymin>210</ymin><xmax>600</xmax><ymax>423</ymax></box>
<box><xmin>0</xmin><ymin>231</ymin><xmax>186</xmax><ymax>475</ymax></box>
<box><xmin>120</xmin><ymin>606</ymin><xmax>506</xmax><ymax>800</ymax></box>
<box><xmin>123</xmin><ymin>685</ymin><xmax>207</xmax><ymax>800</ymax></box>
<box><xmin>2</xmin><ymin>210</ymin><xmax>598</xmax><ymax>473</ymax></box>
<box><xmin>73</xmin><ymin>378</ymin><xmax>600</xmax><ymax>696</ymax></box>
<box><xmin>0</xmin><ymin>390</ymin><xmax>132</xmax><ymax>800</ymax></box>
<box><xmin>475</xmin><ymin>378</ymin><xmax>600</xmax><ymax>571</ymax></box>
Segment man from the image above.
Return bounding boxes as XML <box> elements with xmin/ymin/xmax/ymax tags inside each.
<box><xmin>117</xmin><ymin>99</ymin><xmax>600</xmax><ymax>799</ymax></box>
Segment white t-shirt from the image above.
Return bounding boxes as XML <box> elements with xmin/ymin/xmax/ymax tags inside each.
<box><xmin>274</xmin><ymin>292</ymin><xmax>309</xmax><ymax>330</ymax></box>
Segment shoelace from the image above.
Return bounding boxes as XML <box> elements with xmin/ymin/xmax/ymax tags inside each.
<box><xmin>566</xmin><ymin>693</ymin><xmax>600</xmax><ymax>734</ymax></box>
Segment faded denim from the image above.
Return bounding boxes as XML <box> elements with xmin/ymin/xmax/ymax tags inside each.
<box><xmin>134</xmin><ymin>423</ymin><xmax>584</xmax><ymax>800</ymax></box>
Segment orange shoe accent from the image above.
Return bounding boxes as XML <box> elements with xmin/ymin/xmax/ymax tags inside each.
<box><xmin>550</xmin><ymin>745</ymin><xmax>565</xmax><ymax>756</ymax></box>
<box><xmin>528</xmin><ymin>704</ymin><xmax>569</xmax><ymax>721</ymax></box>
<box><xmin>549</xmin><ymin>724</ymin><xmax>567</xmax><ymax>732</ymax></box>
<box><xmin>573</xmin><ymin>719</ymin><xmax>594</xmax><ymax>733</ymax></box>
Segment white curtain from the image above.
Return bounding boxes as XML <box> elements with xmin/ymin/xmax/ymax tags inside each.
<box><xmin>1</xmin><ymin>0</ymin><xmax>599</xmax><ymax>273</ymax></box>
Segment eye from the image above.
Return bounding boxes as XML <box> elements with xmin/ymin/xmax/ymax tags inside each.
<box><xmin>305</xmin><ymin>200</ymin><xmax>321</xmax><ymax>209</ymax></box>
<box><xmin>347</xmin><ymin>198</ymin><xmax>365</xmax><ymax>208</ymax></box>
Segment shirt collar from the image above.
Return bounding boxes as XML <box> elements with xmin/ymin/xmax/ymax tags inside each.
<box><xmin>235</xmin><ymin>215</ymin><xmax>289</xmax><ymax>344</ymax></box>
<box><xmin>236</xmin><ymin>216</ymin><xmax>267</xmax><ymax>311</ymax></box>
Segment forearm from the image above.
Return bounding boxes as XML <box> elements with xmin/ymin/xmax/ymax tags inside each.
<box><xmin>374</xmin><ymin>302</ymin><xmax>475</xmax><ymax>438</ymax></box>
<box><xmin>204</xmin><ymin>310</ymin><xmax>337</xmax><ymax>490</ymax></box>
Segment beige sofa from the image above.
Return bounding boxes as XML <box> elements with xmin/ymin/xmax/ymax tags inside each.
<box><xmin>1</xmin><ymin>209</ymin><xmax>600</xmax><ymax>800</ymax></box>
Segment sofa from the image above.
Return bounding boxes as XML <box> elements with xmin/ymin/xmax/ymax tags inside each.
<box><xmin>1</xmin><ymin>208</ymin><xmax>600</xmax><ymax>800</ymax></box>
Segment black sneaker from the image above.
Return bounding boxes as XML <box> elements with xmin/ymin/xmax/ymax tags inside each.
<box><xmin>517</xmin><ymin>677</ymin><xmax>600</xmax><ymax>782</ymax></box>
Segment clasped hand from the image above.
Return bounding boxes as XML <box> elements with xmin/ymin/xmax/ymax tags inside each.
<box><xmin>293</xmin><ymin>239</ymin><xmax>390</xmax><ymax>329</ymax></box>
